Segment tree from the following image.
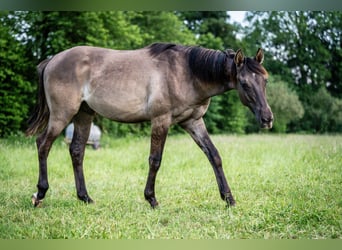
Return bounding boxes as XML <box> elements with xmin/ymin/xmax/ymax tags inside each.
<box><xmin>130</xmin><ymin>11</ymin><xmax>196</xmax><ymax>46</ymax></box>
<box><xmin>0</xmin><ymin>12</ymin><xmax>35</xmax><ymax>136</ymax></box>
<box><xmin>11</xmin><ymin>11</ymin><xmax>144</xmax><ymax>63</ymax></box>
<box><xmin>179</xmin><ymin>11</ymin><xmax>240</xmax><ymax>49</ymax></box>
<box><xmin>245</xmin><ymin>11</ymin><xmax>342</xmax><ymax>97</ymax></box>
<box><xmin>301</xmin><ymin>87</ymin><xmax>342</xmax><ymax>133</ymax></box>
<box><xmin>266</xmin><ymin>75</ymin><xmax>304</xmax><ymax>133</ymax></box>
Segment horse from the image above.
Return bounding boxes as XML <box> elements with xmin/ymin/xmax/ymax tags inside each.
<box><xmin>26</xmin><ymin>43</ymin><xmax>273</xmax><ymax>208</ymax></box>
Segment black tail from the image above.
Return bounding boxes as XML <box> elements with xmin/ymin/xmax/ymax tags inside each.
<box><xmin>25</xmin><ymin>58</ymin><xmax>52</xmax><ymax>136</ymax></box>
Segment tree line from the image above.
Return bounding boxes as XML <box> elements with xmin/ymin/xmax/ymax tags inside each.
<box><xmin>1</xmin><ymin>11</ymin><xmax>341</xmax><ymax>137</ymax></box>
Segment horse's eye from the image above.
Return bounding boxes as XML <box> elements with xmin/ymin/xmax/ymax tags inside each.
<box><xmin>240</xmin><ymin>81</ymin><xmax>249</xmax><ymax>90</ymax></box>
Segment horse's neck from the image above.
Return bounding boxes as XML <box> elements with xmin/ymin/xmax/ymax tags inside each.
<box><xmin>194</xmin><ymin>79</ymin><xmax>235</xmax><ymax>102</ymax></box>
<box><xmin>201</xmin><ymin>65</ymin><xmax>237</xmax><ymax>98</ymax></box>
<box><xmin>208</xmin><ymin>59</ymin><xmax>236</xmax><ymax>97</ymax></box>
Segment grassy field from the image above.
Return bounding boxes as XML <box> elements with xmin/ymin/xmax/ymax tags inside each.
<box><xmin>0</xmin><ymin>134</ymin><xmax>341</xmax><ymax>239</ymax></box>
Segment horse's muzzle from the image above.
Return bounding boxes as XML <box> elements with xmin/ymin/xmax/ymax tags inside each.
<box><xmin>259</xmin><ymin>112</ymin><xmax>273</xmax><ymax>129</ymax></box>
<box><xmin>260</xmin><ymin>120</ymin><xmax>273</xmax><ymax>129</ymax></box>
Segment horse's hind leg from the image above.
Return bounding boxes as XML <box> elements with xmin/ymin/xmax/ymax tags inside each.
<box><xmin>69</xmin><ymin>103</ymin><xmax>95</xmax><ymax>203</ymax></box>
<box><xmin>32</xmin><ymin>120</ymin><xmax>68</xmax><ymax>207</ymax></box>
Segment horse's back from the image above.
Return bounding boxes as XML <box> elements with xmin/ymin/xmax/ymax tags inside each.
<box><xmin>44</xmin><ymin>46</ymin><xmax>170</xmax><ymax>122</ymax></box>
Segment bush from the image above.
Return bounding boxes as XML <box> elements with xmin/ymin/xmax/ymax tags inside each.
<box><xmin>94</xmin><ymin>117</ymin><xmax>151</xmax><ymax>137</ymax></box>
<box><xmin>205</xmin><ymin>91</ymin><xmax>248</xmax><ymax>134</ymax></box>
<box><xmin>301</xmin><ymin>87</ymin><xmax>342</xmax><ymax>133</ymax></box>
<box><xmin>268</xmin><ymin>76</ymin><xmax>304</xmax><ymax>133</ymax></box>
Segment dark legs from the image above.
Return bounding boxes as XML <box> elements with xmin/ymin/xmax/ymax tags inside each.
<box><xmin>144</xmin><ymin>117</ymin><xmax>169</xmax><ymax>208</ymax></box>
<box><xmin>32</xmin><ymin>105</ymin><xmax>94</xmax><ymax>207</ymax></box>
<box><xmin>181</xmin><ymin>118</ymin><xmax>236</xmax><ymax>207</ymax></box>
<box><xmin>69</xmin><ymin>109</ymin><xmax>94</xmax><ymax>203</ymax></box>
<box><xmin>143</xmin><ymin>116</ymin><xmax>234</xmax><ymax>208</ymax></box>
<box><xmin>32</xmin><ymin>120</ymin><xmax>67</xmax><ymax>207</ymax></box>
<box><xmin>33</xmin><ymin>113</ymin><xmax>233</xmax><ymax>207</ymax></box>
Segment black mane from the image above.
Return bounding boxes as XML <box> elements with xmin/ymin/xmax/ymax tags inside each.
<box><xmin>148</xmin><ymin>43</ymin><xmax>235</xmax><ymax>83</ymax></box>
<box><xmin>187</xmin><ymin>46</ymin><xmax>231</xmax><ymax>83</ymax></box>
<box><xmin>148</xmin><ymin>43</ymin><xmax>267</xmax><ymax>83</ymax></box>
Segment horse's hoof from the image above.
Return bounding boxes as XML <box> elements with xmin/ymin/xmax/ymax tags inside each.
<box><xmin>149</xmin><ymin>199</ymin><xmax>159</xmax><ymax>209</ymax></box>
<box><xmin>78</xmin><ymin>194</ymin><xmax>94</xmax><ymax>204</ymax></box>
<box><xmin>226</xmin><ymin>200</ymin><xmax>236</xmax><ymax>208</ymax></box>
<box><xmin>151</xmin><ymin>203</ymin><xmax>159</xmax><ymax>209</ymax></box>
<box><xmin>85</xmin><ymin>198</ymin><xmax>94</xmax><ymax>204</ymax></box>
<box><xmin>225</xmin><ymin>195</ymin><xmax>236</xmax><ymax>208</ymax></box>
<box><xmin>31</xmin><ymin>193</ymin><xmax>43</xmax><ymax>207</ymax></box>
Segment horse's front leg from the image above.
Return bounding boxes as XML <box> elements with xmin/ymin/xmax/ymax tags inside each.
<box><xmin>144</xmin><ymin>117</ymin><xmax>170</xmax><ymax>208</ymax></box>
<box><xmin>181</xmin><ymin>118</ymin><xmax>236</xmax><ymax>207</ymax></box>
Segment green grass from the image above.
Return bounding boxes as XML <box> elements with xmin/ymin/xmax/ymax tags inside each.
<box><xmin>0</xmin><ymin>134</ymin><xmax>341</xmax><ymax>239</ymax></box>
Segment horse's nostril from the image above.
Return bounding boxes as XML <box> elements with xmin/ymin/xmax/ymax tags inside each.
<box><xmin>262</xmin><ymin>116</ymin><xmax>273</xmax><ymax>123</ymax></box>
<box><xmin>260</xmin><ymin>115</ymin><xmax>273</xmax><ymax>129</ymax></box>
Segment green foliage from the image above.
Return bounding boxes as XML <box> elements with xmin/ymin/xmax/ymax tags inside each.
<box><xmin>94</xmin><ymin>117</ymin><xmax>151</xmax><ymax>138</ymax></box>
<box><xmin>180</xmin><ymin>11</ymin><xmax>241</xmax><ymax>49</ymax></box>
<box><xmin>204</xmin><ymin>97</ymin><xmax>222</xmax><ymax>134</ymax></box>
<box><xmin>220</xmin><ymin>92</ymin><xmax>248</xmax><ymax>134</ymax></box>
<box><xmin>197</xmin><ymin>32</ymin><xmax>224</xmax><ymax>50</ymax></box>
<box><xmin>246</xmin><ymin>12</ymin><xmax>341</xmax><ymax>92</ymax></box>
<box><xmin>130</xmin><ymin>12</ymin><xmax>196</xmax><ymax>46</ymax></box>
<box><xmin>0</xmin><ymin>16</ymin><xmax>35</xmax><ymax>136</ymax></box>
<box><xmin>266</xmin><ymin>75</ymin><xmax>304</xmax><ymax>133</ymax></box>
<box><xmin>301</xmin><ymin>87</ymin><xmax>342</xmax><ymax>133</ymax></box>
<box><xmin>16</xmin><ymin>11</ymin><xmax>144</xmax><ymax>61</ymax></box>
<box><xmin>205</xmin><ymin>92</ymin><xmax>248</xmax><ymax>134</ymax></box>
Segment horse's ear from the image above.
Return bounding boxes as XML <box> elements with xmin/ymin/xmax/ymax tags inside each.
<box><xmin>255</xmin><ymin>48</ymin><xmax>264</xmax><ymax>64</ymax></box>
<box><xmin>234</xmin><ymin>49</ymin><xmax>244</xmax><ymax>67</ymax></box>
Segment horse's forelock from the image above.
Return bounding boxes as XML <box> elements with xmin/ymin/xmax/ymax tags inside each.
<box><xmin>245</xmin><ymin>57</ymin><xmax>268</xmax><ymax>77</ymax></box>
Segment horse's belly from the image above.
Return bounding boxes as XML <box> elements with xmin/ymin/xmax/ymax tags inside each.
<box><xmin>83</xmin><ymin>71</ymin><xmax>168</xmax><ymax>122</ymax></box>
<box><xmin>87</xmin><ymin>96</ymin><xmax>150</xmax><ymax>122</ymax></box>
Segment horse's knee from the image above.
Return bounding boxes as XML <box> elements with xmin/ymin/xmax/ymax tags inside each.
<box><xmin>69</xmin><ymin>141</ymin><xmax>85</xmax><ymax>160</ymax></box>
<box><xmin>212</xmin><ymin>153</ymin><xmax>222</xmax><ymax>168</ymax></box>
<box><xmin>149</xmin><ymin>155</ymin><xmax>162</xmax><ymax>170</ymax></box>
<box><xmin>69</xmin><ymin>143</ymin><xmax>79</xmax><ymax>157</ymax></box>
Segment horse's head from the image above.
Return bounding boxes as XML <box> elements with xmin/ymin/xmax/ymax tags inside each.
<box><xmin>233</xmin><ymin>48</ymin><xmax>273</xmax><ymax>129</ymax></box>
